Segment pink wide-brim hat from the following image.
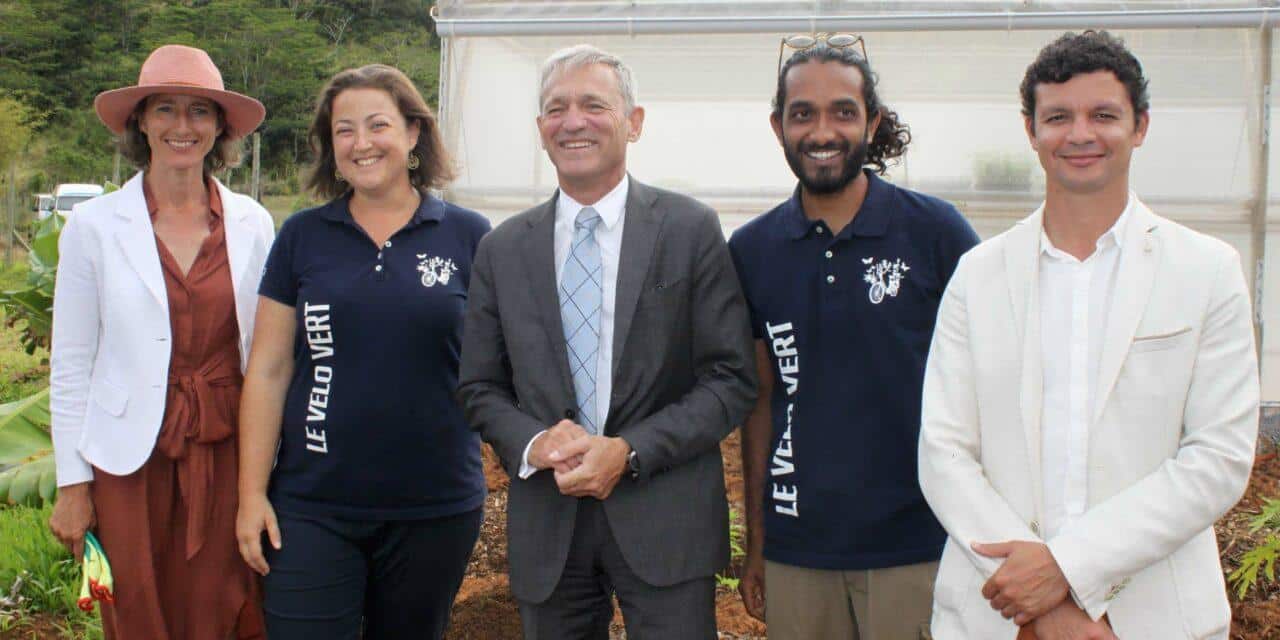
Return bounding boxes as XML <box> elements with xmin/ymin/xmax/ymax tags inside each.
<box><xmin>93</xmin><ymin>44</ymin><xmax>265</xmax><ymax>139</ymax></box>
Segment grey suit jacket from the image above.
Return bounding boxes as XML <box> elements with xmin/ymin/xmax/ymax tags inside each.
<box><xmin>458</xmin><ymin>178</ymin><xmax>757</xmax><ymax>603</ymax></box>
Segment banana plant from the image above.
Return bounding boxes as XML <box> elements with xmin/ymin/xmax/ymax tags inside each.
<box><xmin>0</xmin><ymin>389</ymin><xmax>55</xmax><ymax>505</ymax></box>
<box><xmin>0</xmin><ymin>215</ymin><xmax>60</xmax><ymax>505</ymax></box>
<box><xmin>0</xmin><ymin>214</ymin><xmax>59</xmax><ymax>355</ymax></box>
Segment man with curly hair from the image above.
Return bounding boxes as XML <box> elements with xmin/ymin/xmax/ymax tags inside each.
<box><xmin>728</xmin><ymin>41</ymin><xmax>979</xmax><ymax>639</ymax></box>
<box><xmin>920</xmin><ymin>30</ymin><xmax>1258</xmax><ymax>639</ymax></box>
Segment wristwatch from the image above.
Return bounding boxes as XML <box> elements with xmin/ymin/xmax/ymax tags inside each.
<box><xmin>626</xmin><ymin>449</ymin><xmax>640</xmax><ymax>480</ymax></box>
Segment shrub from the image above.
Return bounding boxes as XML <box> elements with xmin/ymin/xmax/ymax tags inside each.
<box><xmin>1230</xmin><ymin>496</ymin><xmax>1280</xmax><ymax>598</ymax></box>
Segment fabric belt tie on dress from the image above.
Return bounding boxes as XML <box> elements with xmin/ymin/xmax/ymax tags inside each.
<box><xmin>157</xmin><ymin>351</ymin><xmax>242</xmax><ymax>560</ymax></box>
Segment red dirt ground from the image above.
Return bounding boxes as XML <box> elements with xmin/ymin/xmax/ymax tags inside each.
<box><xmin>446</xmin><ymin>432</ymin><xmax>764</xmax><ymax>639</ymax></box>
<box><xmin>1222</xmin><ymin>445</ymin><xmax>1280</xmax><ymax>639</ymax></box>
<box><xmin>6</xmin><ymin>437</ymin><xmax>1276</xmax><ymax>638</ymax></box>
<box><xmin>450</xmin><ymin>433</ymin><xmax>1280</xmax><ymax>640</ymax></box>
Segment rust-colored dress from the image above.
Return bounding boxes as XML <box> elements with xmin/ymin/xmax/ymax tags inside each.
<box><xmin>89</xmin><ymin>180</ymin><xmax>264</xmax><ymax>640</ymax></box>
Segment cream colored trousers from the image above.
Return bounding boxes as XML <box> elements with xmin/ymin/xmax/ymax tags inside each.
<box><xmin>764</xmin><ymin>559</ymin><xmax>939</xmax><ymax>640</ymax></box>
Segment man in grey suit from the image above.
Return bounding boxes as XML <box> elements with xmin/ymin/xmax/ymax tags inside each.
<box><xmin>458</xmin><ymin>44</ymin><xmax>757</xmax><ymax>639</ymax></box>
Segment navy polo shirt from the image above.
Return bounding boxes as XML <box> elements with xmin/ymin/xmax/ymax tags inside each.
<box><xmin>728</xmin><ymin>171</ymin><xmax>979</xmax><ymax>570</ymax></box>
<box><xmin>259</xmin><ymin>192</ymin><xmax>491</xmax><ymax>520</ymax></box>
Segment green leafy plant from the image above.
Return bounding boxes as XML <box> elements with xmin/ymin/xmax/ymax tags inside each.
<box><xmin>0</xmin><ymin>213</ymin><xmax>60</xmax><ymax>355</ymax></box>
<box><xmin>1229</xmin><ymin>497</ymin><xmax>1280</xmax><ymax>598</ymax></box>
<box><xmin>0</xmin><ymin>215</ymin><xmax>59</xmax><ymax>506</ymax></box>
<box><xmin>0</xmin><ymin>388</ymin><xmax>55</xmax><ymax>506</ymax></box>
<box><xmin>715</xmin><ymin>507</ymin><xmax>747</xmax><ymax>591</ymax></box>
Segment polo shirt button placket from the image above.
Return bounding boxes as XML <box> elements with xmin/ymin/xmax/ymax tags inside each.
<box><xmin>374</xmin><ymin>239</ymin><xmax>391</xmax><ymax>280</ymax></box>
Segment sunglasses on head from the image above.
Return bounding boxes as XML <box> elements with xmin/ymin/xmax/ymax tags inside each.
<box><xmin>778</xmin><ymin>33</ymin><xmax>869</xmax><ymax>74</ymax></box>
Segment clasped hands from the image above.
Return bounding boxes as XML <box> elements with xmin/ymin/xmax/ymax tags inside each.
<box><xmin>972</xmin><ymin>540</ymin><xmax>1117</xmax><ymax>640</ymax></box>
<box><xmin>528</xmin><ymin>419</ymin><xmax>630</xmax><ymax>500</ymax></box>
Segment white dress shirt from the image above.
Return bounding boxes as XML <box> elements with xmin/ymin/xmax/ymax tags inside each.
<box><xmin>1038</xmin><ymin>197</ymin><xmax>1133</xmax><ymax>540</ymax></box>
<box><xmin>518</xmin><ymin>176</ymin><xmax>629</xmax><ymax>478</ymax></box>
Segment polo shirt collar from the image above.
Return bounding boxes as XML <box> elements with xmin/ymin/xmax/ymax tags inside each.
<box><xmin>784</xmin><ymin>169</ymin><xmax>893</xmax><ymax>241</ymax></box>
<box><xmin>319</xmin><ymin>189</ymin><xmax>444</xmax><ymax>227</ymax></box>
<box><xmin>557</xmin><ymin>175</ymin><xmax>628</xmax><ymax>231</ymax></box>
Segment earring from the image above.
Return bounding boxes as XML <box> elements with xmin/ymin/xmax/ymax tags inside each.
<box><xmin>334</xmin><ymin>168</ymin><xmax>345</xmax><ymax>183</ymax></box>
<box><xmin>407</xmin><ymin>152</ymin><xmax>421</xmax><ymax>171</ymax></box>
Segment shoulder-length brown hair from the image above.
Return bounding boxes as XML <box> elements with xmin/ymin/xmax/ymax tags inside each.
<box><xmin>307</xmin><ymin>64</ymin><xmax>455</xmax><ymax>199</ymax></box>
<box><xmin>117</xmin><ymin>98</ymin><xmax>243</xmax><ymax>174</ymax></box>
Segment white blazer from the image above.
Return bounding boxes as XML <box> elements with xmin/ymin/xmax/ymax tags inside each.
<box><xmin>919</xmin><ymin>199</ymin><xmax>1258</xmax><ymax>640</ymax></box>
<box><xmin>49</xmin><ymin>172</ymin><xmax>275</xmax><ymax>487</ymax></box>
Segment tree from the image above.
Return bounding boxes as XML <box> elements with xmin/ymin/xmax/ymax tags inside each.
<box><xmin>0</xmin><ymin>95</ymin><xmax>42</xmax><ymax>172</ymax></box>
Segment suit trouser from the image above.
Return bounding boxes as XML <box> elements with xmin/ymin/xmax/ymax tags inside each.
<box><xmin>517</xmin><ymin>498</ymin><xmax>717</xmax><ymax>640</ymax></box>
<box><xmin>765</xmin><ymin>559</ymin><xmax>939</xmax><ymax>640</ymax></box>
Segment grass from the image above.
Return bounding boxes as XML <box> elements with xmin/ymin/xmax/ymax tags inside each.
<box><xmin>261</xmin><ymin>193</ymin><xmax>321</xmax><ymax>229</ymax></box>
<box><xmin>0</xmin><ymin>505</ymin><xmax>101</xmax><ymax>639</ymax></box>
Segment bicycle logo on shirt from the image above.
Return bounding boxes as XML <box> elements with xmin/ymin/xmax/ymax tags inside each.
<box><xmin>416</xmin><ymin>254</ymin><xmax>458</xmax><ymax>287</ymax></box>
<box><xmin>861</xmin><ymin>257</ymin><xmax>910</xmax><ymax>304</ymax></box>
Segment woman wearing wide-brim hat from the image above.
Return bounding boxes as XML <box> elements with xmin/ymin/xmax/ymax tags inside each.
<box><xmin>47</xmin><ymin>44</ymin><xmax>275</xmax><ymax>640</ymax></box>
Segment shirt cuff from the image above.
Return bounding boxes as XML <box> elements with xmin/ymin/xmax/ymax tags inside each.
<box><xmin>518</xmin><ymin>430</ymin><xmax>548</xmax><ymax>479</ymax></box>
<box><xmin>1046</xmin><ymin>537</ymin><xmax>1110</xmax><ymax>621</ymax></box>
<box><xmin>54</xmin><ymin>448</ymin><xmax>94</xmax><ymax>487</ymax></box>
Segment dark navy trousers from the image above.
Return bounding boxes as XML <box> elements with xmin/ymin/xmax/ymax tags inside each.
<box><xmin>262</xmin><ymin>507</ymin><xmax>482</xmax><ymax>640</ymax></box>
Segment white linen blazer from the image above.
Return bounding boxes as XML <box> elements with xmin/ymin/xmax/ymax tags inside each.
<box><xmin>919</xmin><ymin>199</ymin><xmax>1259</xmax><ymax>640</ymax></box>
<box><xmin>49</xmin><ymin>172</ymin><xmax>275</xmax><ymax>487</ymax></box>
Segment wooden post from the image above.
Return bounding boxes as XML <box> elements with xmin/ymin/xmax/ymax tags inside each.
<box><xmin>112</xmin><ymin>151</ymin><xmax>121</xmax><ymax>186</ymax></box>
<box><xmin>251</xmin><ymin>132</ymin><xmax>261</xmax><ymax>201</ymax></box>
<box><xmin>1251</xmin><ymin>28</ymin><xmax>1272</xmax><ymax>372</ymax></box>
<box><xmin>5</xmin><ymin>161</ymin><xmax>15</xmax><ymax>266</ymax></box>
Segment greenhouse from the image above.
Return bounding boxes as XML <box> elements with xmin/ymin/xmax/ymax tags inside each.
<box><xmin>433</xmin><ymin>0</ymin><xmax>1280</xmax><ymax>397</ymax></box>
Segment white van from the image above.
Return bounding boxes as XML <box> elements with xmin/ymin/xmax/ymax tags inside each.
<box><xmin>53</xmin><ymin>183</ymin><xmax>104</xmax><ymax>218</ymax></box>
<box><xmin>33</xmin><ymin>193</ymin><xmax>54</xmax><ymax>219</ymax></box>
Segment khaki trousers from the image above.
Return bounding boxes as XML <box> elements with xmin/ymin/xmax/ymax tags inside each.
<box><xmin>764</xmin><ymin>559</ymin><xmax>938</xmax><ymax>640</ymax></box>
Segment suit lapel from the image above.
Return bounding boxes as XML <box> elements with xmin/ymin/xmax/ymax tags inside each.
<box><xmin>111</xmin><ymin>173</ymin><xmax>167</xmax><ymax>306</ymax></box>
<box><xmin>611</xmin><ymin>178</ymin><xmax>662</xmax><ymax>382</ymax></box>
<box><xmin>523</xmin><ymin>195</ymin><xmax>576</xmax><ymax>400</ymax></box>
<box><xmin>216</xmin><ymin>178</ymin><xmax>253</xmax><ymax>298</ymax></box>
<box><xmin>1092</xmin><ymin>201</ymin><xmax>1160</xmax><ymax>424</ymax></box>
<box><xmin>1006</xmin><ymin>209</ymin><xmax>1046</xmax><ymax>520</ymax></box>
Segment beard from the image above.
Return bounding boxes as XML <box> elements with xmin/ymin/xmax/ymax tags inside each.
<box><xmin>783</xmin><ymin>136</ymin><xmax>869</xmax><ymax>195</ymax></box>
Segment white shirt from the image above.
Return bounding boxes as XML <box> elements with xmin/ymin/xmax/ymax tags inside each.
<box><xmin>1038</xmin><ymin>198</ymin><xmax>1132</xmax><ymax>540</ymax></box>
<box><xmin>518</xmin><ymin>176</ymin><xmax>629</xmax><ymax>478</ymax></box>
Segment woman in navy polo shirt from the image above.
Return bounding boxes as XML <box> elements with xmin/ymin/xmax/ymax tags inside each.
<box><xmin>235</xmin><ymin>65</ymin><xmax>490</xmax><ymax>639</ymax></box>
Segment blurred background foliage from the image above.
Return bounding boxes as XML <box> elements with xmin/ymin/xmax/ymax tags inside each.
<box><xmin>0</xmin><ymin>0</ymin><xmax>441</xmax><ymax>194</ymax></box>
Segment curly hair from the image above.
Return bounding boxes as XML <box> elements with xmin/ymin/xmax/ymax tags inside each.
<box><xmin>773</xmin><ymin>44</ymin><xmax>910</xmax><ymax>175</ymax></box>
<box><xmin>1020</xmin><ymin>30</ymin><xmax>1149</xmax><ymax>128</ymax></box>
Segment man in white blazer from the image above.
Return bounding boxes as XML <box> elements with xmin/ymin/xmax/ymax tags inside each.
<box><xmin>919</xmin><ymin>30</ymin><xmax>1259</xmax><ymax>640</ymax></box>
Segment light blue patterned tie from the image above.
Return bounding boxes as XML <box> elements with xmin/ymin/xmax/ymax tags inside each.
<box><xmin>560</xmin><ymin>206</ymin><xmax>603</xmax><ymax>434</ymax></box>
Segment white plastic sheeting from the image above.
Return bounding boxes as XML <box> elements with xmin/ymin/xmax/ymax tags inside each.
<box><xmin>434</xmin><ymin>1</ymin><xmax>1280</xmax><ymax>34</ymax></box>
<box><xmin>434</xmin><ymin>2</ymin><xmax>1280</xmax><ymax>397</ymax></box>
